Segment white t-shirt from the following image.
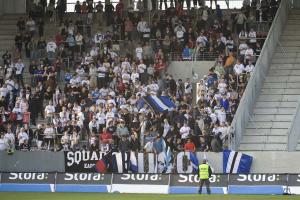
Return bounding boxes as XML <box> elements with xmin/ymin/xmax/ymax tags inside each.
<box><xmin>248</xmin><ymin>31</ymin><xmax>257</xmax><ymax>43</ymax></box>
<box><xmin>94</xmin><ymin>33</ymin><xmax>104</xmax><ymax>44</ymax></box>
<box><xmin>136</xmin><ymin>47</ymin><xmax>143</xmax><ymax>60</ymax></box>
<box><xmin>216</xmin><ymin>110</ymin><xmax>227</xmax><ymax>123</ymax></box>
<box><xmin>47</xmin><ymin>41</ymin><xmax>57</xmax><ymax>53</ymax></box>
<box><xmin>0</xmin><ymin>86</ymin><xmax>8</xmax><ymax>97</ymax></box>
<box><xmin>245</xmin><ymin>64</ymin><xmax>255</xmax><ymax>73</ymax></box>
<box><xmin>239</xmin><ymin>43</ymin><xmax>248</xmax><ymax>55</ymax></box>
<box><xmin>4</xmin><ymin>132</ymin><xmax>14</xmax><ymax>144</ymax></box>
<box><xmin>234</xmin><ymin>63</ymin><xmax>245</xmax><ymax>75</ymax></box>
<box><xmin>122</xmin><ymin>73</ymin><xmax>130</xmax><ymax>84</ymax></box>
<box><xmin>131</xmin><ymin>72</ymin><xmax>139</xmax><ymax>83</ymax></box>
<box><xmin>15</xmin><ymin>63</ymin><xmax>24</xmax><ymax>75</ymax></box>
<box><xmin>180</xmin><ymin>126</ymin><xmax>190</xmax><ymax>139</ymax></box>
<box><xmin>138</xmin><ymin>63</ymin><xmax>147</xmax><ymax>73</ymax></box>
<box><xmin>45</xmin><ymin>105</ymin><xmax>55</xmax><ymax>117</ymax></box>
<box><xmin>97</xmin><ymin>66</ymin><xmax>107</xmax><ymax>78</ymax></box>
<box><xmin>18</xmin><ymin>131</ymin><xmax>29</xmax><ymax>145</ymax></box>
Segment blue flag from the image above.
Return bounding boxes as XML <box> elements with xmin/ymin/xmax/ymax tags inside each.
<box><xmin>223</xmin><ymin>150</ymin><xmax>253</xmax><ymax>174</ymax></box>
<box><xmin>190</xmin><ymin>152</ymin><xmax>199</xmax><ymax>173</ymax></box>
<box><xmin>130</xmin><ymin>151</ymin><xmax>138</xmax><ymax>173</ymax></box>
<box><xmin>143</xmin><ymin>95</ymin><xmax>176</xmax><ymax>113</ymax></box>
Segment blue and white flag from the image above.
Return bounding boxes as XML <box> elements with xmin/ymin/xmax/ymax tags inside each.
<box><xmin>143</xmin><ymin>95</ymin><xmax>176</xmax><ymax>113</ymax></box>
<box><xmin>164</xmin><ymin>146</ymin><xmax>173</xmax><ymax>173</ymax></box>
<box><xmin>190</xmin><ymin>152</ymin><xmax>199</xmax><ymax>173</ymax></box>
<box><xmin>130</xmin><ymin>151</ymin><xmax>138</xmax><ymax>173</ymax></box>
<box><xmin>223</xmin><ymin>150</ymin><xmax>253</xmax><ymax>174</ymax></box>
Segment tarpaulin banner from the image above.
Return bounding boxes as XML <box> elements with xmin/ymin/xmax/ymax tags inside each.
<box><xmin>64</xmin><ymin>151</ymin><xmax>106</xmax><ymax>172</ymax></box>
<box><xmin>228</xmin><ymin>174</ymin><xmax>287</xmax><ymax>194</ymax></box>
<box><xmin>111</xmin><ymin>174</ymin><xmax>169</xmax><ymax>194</ymax></box>
<box><xmin>169</xmin><ymin>174</ymin><xmax>227</xmax><ymax>194</ymax></box>
<box><xmin>64</xmin><ymin>151</ymin><xmax>205</xmax><ymax>173</ymax></box>
<box><xmin>0</xmin><ymin>172</ymin><xmax>297</xmax><ymax>195</ymax></box>
<box><xmin>287</xmin><ymin>174</ymin><xmax>300</xmax><ymax>195</ymax></box>
<box><xmin>55</xmin><ymin>173</ymin><xmax>112</xmax><ymax>192</ymax></box>
<box><xmin>0</xmin><ymin>173</ymin><xmax>55</xmax><ymax>192</ymax></box>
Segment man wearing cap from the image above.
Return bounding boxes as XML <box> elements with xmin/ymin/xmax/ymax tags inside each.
<box><xmin>198</xmin><ymin>159</ymin><xmax>212</xmax><ymax>194</ymax></box>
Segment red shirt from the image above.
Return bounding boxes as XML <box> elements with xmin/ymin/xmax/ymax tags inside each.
<box><xmin>184</xmin><ymin>142</ymin><xmax>195</xmax><ymax>152</ymax></box>
<box><xmin>55</xmin><ymin>34</ymin><xmax>63</xmax><ymax>47</ymax></box>
<box><xmin>100</xmin><ymin>132</ymin><xmax>112</xmax><ymax>144</ymax></box>
<box><xmin>116</xmin><ymin>2</ymin><xmax>124</xmax><ymax>15</ymax></box>
<box><xmin>155</xmin><ymin>62</ymin><xmax>166</xmax><ymax>72</ymax></box>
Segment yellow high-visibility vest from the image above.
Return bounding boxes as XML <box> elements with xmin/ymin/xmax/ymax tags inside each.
<box><xmin>199</xmin><ymin>164</ymin><xmax>209</xmax><ymax>179</ymax></box>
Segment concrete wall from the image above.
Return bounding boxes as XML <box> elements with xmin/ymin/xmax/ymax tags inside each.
<box><xmin>0</xmin><ymin>151</ymin><xmax>65</xmax><ymax>172</ymax></box>
<box><xmin>1</xmin><ymin>151</ymin><xmax>300</xmax><ymax>173</ymax></box>
<box><xmin>167</xmin><ymin>61</ymin><xmax>215</xmax><ymax>83</ymax></box>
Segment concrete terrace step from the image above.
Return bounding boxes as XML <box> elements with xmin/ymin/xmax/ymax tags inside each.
<box><xmin>275</xmin><ymin>46</ymin><xmax>300</xmax><ymax>53</ymax></box>
<box><xmin>272</xmin><ymin>58</ymin><xmax>300</xmax><ymax>64</ymax></box>
<box><xmin>273</xmin><ymin>52</ymin><xmax>300</xmax><ymax>58</ymax></box>
<box><xmin>244</xmin><ymin>128</ymin><xmax>289</xmax><ymax>136</ymax></box>
<box><xmin>0</xmin><ymin>35</ymin><xmax>15</xmax><ymax>40</ymax></box>
<box><xmin>257</xmin><ymin>95</ymin><xmax>300</xmax><ymax>102</ymax></box>
<box><xmin>287</xmin><ymin>20</ymin><xmax>300</xmax><ymax>25</ymax></box>
<box><xmin>255</xmin><ymin>101</ymin><xmax>298</xmax><ymax>108</ymax></box>
<box><xmin>0</xmin><ymin>25</ymin><xmax>17</xmax><ymax>30</ymax></box>
<box><xmin>260</xmin><ymin>88</ymin><xmax>300</xmax><ymax>95</ymax></box>
<box><xmin>282</xmin><ymin>30</ymin><xmax>300</xmax><ymax>36</ymax></box>
<box><xmin>281</xmin><ymin>35</ymin><xmax>300</xmax><ymax>40</ymax></box>
<box><xmin>284</xmin><ymin>27</ymin><xmax>300</xmax><ymax>32</ymax></box>
<box><xmin>262</xmin><ymin>82</ymin><xmax>300</xmax><ymax>89</ymax></box>
<box><xmin>268</xmin><ymin>69</ymin><xmax>300</xmax><ymax>76</ymax></box>
<box><xmin>241</xmin><ymin>135</ymin><xmax>287</xmax><ymax>144</ymax></box>
<box><xmin>269</xmin><ymin>64</ymin><xmax>300</xmax><ymax>70</ymax></box>
<box><xmin>264</xmin><ymin>76</ymin><xmax>300</xmax><ymax>82</ymax></box>
<box><xmin>239</xmin><ymin>143</ymin><xmax>287</xmax><ymax>151</ymax></box>
<box><xmin>247</xmin><ymin>121</ymin><xmax>291</xmax><ymax>129</ymax></box>
<box><xmin>250</xmin><ymin>114</ymin><xmax>293</xmax><ymax>122</ymax></box>
<box><xmin>277</xmin><ymin>41</ymin><xmax>300</xmax><ymax>47</ymax></box>
<box><xmin>0</xmin><ymin>30</ymin><xmax>18</xmax><ymax>35</ymax></box>
<box><xmin>252</xmin><ymin>108</ymin><xmax>295</xmax><ymax>115</ymax></box>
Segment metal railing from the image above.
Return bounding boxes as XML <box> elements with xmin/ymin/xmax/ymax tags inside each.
<box><xmin>169</xmin><ymin>51</ymin><xmax>219</xmax><ymax>61</ymax></box>
<box><xmin>54</xmin><ymin>0</ymin><xmax>244</xmax><ymax>12</ymax></box>
<box><xmin>229</xmin><ymin>0</ymin><xmax>293</xmax><ymax>150</ymax></box>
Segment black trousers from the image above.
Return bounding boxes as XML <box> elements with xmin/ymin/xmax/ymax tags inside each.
<box><xmin>199</xmin><ymin>179</ymin><xmax>211</xmax><ymax>194</ymax></box>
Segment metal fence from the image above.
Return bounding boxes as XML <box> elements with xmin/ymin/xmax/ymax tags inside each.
<box><xmin>229</xmin><ymin>0</ymin><xmax>293</xmax><ymax>150</ymax></box>
<box><xmin>169</xmin><ymin>51</ymin><xmax>219</xmax><ymax>61</ymax></box>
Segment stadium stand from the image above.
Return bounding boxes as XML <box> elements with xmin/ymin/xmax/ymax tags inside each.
<box><xmin>0</xmin><ymin>0</ymin><xmax>279</xmax><ymax>154</ymax></box>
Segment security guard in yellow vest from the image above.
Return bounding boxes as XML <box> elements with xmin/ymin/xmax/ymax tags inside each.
<box><xmin>198</xmin><ymin>159</ymin><xmax>212</xmax><ymax>194</ymax></box>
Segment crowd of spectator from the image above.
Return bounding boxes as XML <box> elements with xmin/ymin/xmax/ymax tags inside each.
<box><xmin>0</xmin><ymin>0</ymin><xmax>280</xmax><ymax>153</ymax></box>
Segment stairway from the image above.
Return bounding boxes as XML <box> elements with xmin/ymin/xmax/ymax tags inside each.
<box><xmin>0</xmin><ymin>15</ymin><xmax>21</xmax><ymax>56</ymax></box>
<box><xmin>239</xmin><ymin>9</ymin><xmax>300</xmax><ymax>151</ymax></box>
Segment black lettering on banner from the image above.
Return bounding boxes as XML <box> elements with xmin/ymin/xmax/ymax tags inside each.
<box><xmin>170</xmin><ymin>174</ymin><xmax>227</xmax><ymax>187</ymax></box>
<box><xmin>112</xmin><ymin>174</ymin><xmax>169</xmax><ymax>185</ymax></box>
<box><xmin>288</xmin><ymin>174</ymin><xmax>300</xmax><ymax>186</ymax></box>
<box><xmin>229</xmin><ymin>174</ymin><xmax>288</xmax><ymax>185</ymax></box>
<box><xmin>1</xmin><ymin>173</ymin><xmax>55</xmax><ymax>184</ymax></box>
<box><xmin>56</xmin><ymin>173</ymin><xmax>112</xmax><ymax>185</ymax></box>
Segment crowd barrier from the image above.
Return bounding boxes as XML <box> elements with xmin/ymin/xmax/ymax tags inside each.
<box><xmin>0</xmin><ymin>173</ymin><xmax>299</xmax><ymax>195</ymax></box>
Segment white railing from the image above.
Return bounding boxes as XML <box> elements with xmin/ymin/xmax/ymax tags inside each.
<box><xmin>229</xmin><ymin>0</ymin><xmax>293</xmax><ymax>150</ymax></box>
